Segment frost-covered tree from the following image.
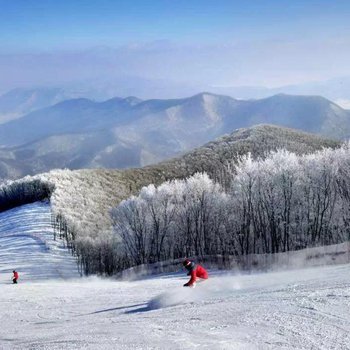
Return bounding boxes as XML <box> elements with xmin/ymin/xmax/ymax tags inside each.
<box><xmin>226</xmin><ymin>146</ymin><xmax>350</xmax><ymax>255</ymax></box>
<box><xmin>112</xmin><ymin>173</ymin><xmax>228</xmax><ymax>265</ymax></box>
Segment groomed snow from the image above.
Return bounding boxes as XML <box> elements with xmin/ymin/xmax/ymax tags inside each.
<box><xmin>1</xmin><ymin>203</ymin><xmax>350</xmax><ymax>349</ymax></box>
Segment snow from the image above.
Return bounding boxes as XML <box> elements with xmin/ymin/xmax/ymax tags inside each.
<box><xmin>1</xmin><ymin>203</ymin><xmax>350</xmax><ymax>349</ymax></box>
<box><xmin>0</xmin><ymin>201</ymin><xmax>80</xmax><ymax>283</ymax></box>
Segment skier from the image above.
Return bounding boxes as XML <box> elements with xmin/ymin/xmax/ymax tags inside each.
<box><xmin>12</xmin><ymin>270</ymin><xmax>19</xmax><ymax>284</ymax></box>
<box><xmin>183</xmin><ymin>259</ymin><xmax>208</xmax><ymax>287</ymax></box>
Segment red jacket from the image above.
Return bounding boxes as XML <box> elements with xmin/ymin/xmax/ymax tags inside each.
<box><xmin>13</xmin><ymin>271</ymin><xmax>19</xmax><ymax>279</ymax></box>
<box><xmin>186</xmin><ymin>264</ymin><xmax>208</xmax><ymax>286</ymax></box>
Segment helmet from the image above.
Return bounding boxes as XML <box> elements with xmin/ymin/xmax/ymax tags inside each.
<box><xmin>183</xmin><ymin>259</ymin><xmax>192</xmax><ymax>267</ymax></box>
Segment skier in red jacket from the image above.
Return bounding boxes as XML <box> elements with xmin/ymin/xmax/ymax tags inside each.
<box><xmin>183</xmin><ymin>259</ymin><xmax>208</xmax><ymax>287</ymax></box>
<box><xmin>12</xmin><ymin>270</ymin><xmax>19</xmax><ymax>284</ymax></box>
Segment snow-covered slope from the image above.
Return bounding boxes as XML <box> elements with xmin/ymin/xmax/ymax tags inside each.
<box><xmin>0</xmin><ymin>201</ymin><xmax>80</xmax><ymax>282</ymax></box>
<box><xmin>0</xmin><ymin>202</ymin><xmax>349</xmax><ymax>349</ymax></box>
<box><xmin>1</xmin><ymin>264</ymin><xmax>349</xmax><ymax>349</ymax></box>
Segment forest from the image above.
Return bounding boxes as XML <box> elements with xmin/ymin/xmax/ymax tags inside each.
<box><xmin>111</xmin><ymin>144</ymin><xmax>350</xmax><ymax>272</ymax></box>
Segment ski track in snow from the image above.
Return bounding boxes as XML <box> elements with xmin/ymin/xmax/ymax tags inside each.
<box><xmin>0</xmin><ymin>203</ymin><xmax>350</xmax><ymax>349</ymax></box>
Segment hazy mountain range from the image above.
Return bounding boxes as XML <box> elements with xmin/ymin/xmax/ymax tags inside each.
<box><xmin>0</xmin><ymin>92</ymin><xmax>348</xmax><ymax>179</ymax></box>
<box><xmin>1</xmin><ymin>75</ymin><xmax>350</xmax><ymax>123</ymax></box>
<box><xmin>0</xmin><ymin>78</ymin><xmax>202</xmax><ymax>123</ymax></box>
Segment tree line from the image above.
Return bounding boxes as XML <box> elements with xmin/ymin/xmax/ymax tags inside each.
<box><xmin>111</xmin><ymin>144</ymin><xmax>350</xmax><ymax>270</ymax></box>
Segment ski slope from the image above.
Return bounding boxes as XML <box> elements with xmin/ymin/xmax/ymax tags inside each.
<box><xmin>0</xmin><ymin>201</ymin><xmax>80</xmax><ymax>283</ymax></box>
<box><xmin>0</xmin><ymin>203</ymin><xmax>350</xmax><ymax>349</ymax></box>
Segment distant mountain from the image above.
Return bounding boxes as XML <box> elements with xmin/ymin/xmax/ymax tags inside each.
<box><xmin>211</xmin><ymin>76</ymin><xmax>350</xmax><ymax>109</ymax></box>
<box><xmin>62</xmin><ymin>76</ymin><xmax>202</xmax><ymax>101</ymax></box>
<box><xmin>228</xmin><ymin>94</ymin><xmax>350</xmax><ymax>138</ymax></box>
<box><xmin>0</xmin><ymin>95</ymin><xmax>146</xmax><ymax>147</ymax></box>
<box><xmin>0</xmin><ymin>92</ymin><xmax>348</xmax><ymax>179</ymax></box>
<box><xmin>0</xmin><ymin>87</ymin><xmax>78</xmax><ymax>124</ymax></box>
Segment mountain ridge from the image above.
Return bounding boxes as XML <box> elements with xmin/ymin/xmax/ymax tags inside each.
<box><xmin>0</xmin><ymin>93</ymin><xmax>348</xmax><ymax>179</ymax></box>
<box><xmin>0</xmin><ymin>124</ymin><xmax>341</xmax><ymax>242</ymax></box>
<box><xmin>36</xmin><ymin>124</ymin><xmax>341</xmax><ymax>238</ymax></box>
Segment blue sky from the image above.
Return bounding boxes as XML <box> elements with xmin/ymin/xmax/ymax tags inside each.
<box><xmin>1</xmin><ymin>0</ymin><xmax>349</xmax><ymax>50</ymax></box>
<box><xmin>0</xmin><ymin>0</ymin><xmax>349</xmax><ymax>93</ymax></box>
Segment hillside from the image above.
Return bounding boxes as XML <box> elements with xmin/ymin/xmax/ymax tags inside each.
<box><xmin>0</xmin><ymin>93</ymin><xmax>348</xmax><ymax>179</ymax></box>
<box><xmin>0</xmin><ymin>124</ymin><xmax>346</xmax><ymax>277</ymax></box>
<box><xmin>1</xmin><ymin>202</ymin><xmax>349</xmax><ymax>348</ymax></box>
<box><xmin>31</xmin><ymin>125</ymin><xmax>339</xmax><ymax>240</ymax></box>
